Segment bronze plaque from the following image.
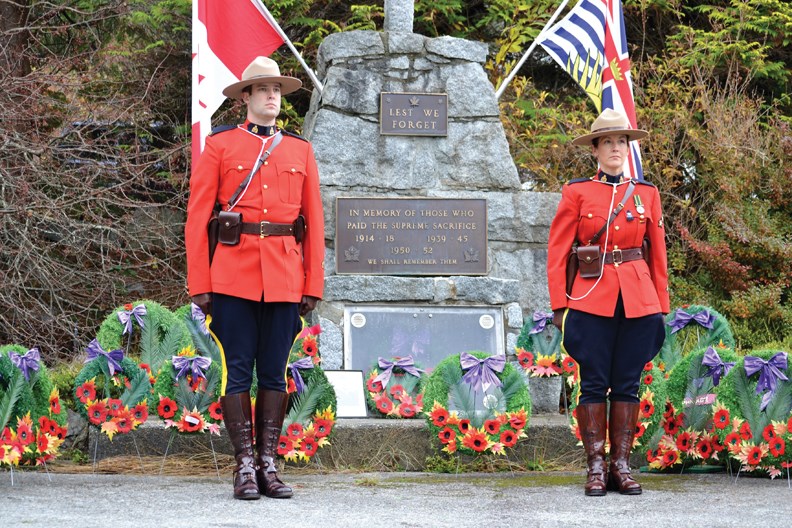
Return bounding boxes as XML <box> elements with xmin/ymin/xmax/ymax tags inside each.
<box><xmin>380</xmin><ymin>92</ymin><xmax>448</xmax><ymax>136</ymax></box>
<box><xmin>335</xmin><ymin>197</ymin><xmax>487</xmax><ymax>275</ymax></box>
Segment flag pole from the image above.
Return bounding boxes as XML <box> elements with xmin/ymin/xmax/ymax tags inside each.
<box><xmin>256</xmin><ymin>1</ymin><xmax>323</xmax><ymax>95</ymax></box>
<box><xmin>495</xmin><ymin>0</ymin><xmax>573</xmax><ymax>100</ymax></box>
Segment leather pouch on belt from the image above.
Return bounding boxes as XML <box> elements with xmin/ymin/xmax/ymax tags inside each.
<box><xmin>217</xmin><ymin>210</ymin><xmax>242</xmax><ymax>246</ymax></box>
<box><xmin>576</xmin><ymin>245</ymin><xmax>602</xmax><ymax>278</ymax></box>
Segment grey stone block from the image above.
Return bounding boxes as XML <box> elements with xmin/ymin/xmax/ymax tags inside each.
<box><xmin>319</xmin><ymin>315</ymin><xmax>343</xmax><ymax>369</ymax></box>
<box><xmin>425</xmin><ymin>36</ymin><xmax>488</xmax><ymax>63</ymax></box>
<box><xmin>451</xmin><ymin>276</ymin><xmax>519</xmax><ymax>304</ymax></box>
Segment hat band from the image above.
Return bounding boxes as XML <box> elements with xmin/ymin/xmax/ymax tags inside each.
<box><xmin>590</xmin><ymin>125</ymin><xmax>632</xmax><ymax>134</ymax></box>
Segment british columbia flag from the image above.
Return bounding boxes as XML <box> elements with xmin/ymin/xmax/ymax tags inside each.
<box><xmin>539</xmin><ymin>0</ymin><xmax>644</xmax><ymax>180</ymax></box>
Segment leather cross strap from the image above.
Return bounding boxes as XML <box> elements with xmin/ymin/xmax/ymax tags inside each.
<box><xmin>240</xmin><ymin>221</ymin><xmax>294</xmax><ymax>237</ymax></box>
<box><xmin>603</xmin><ymin>247</ymin><xmax>644</xmax><ymax>265</ymax></box>
<box><xmin>227</xmin><ymin>132</ymin><xmax>283</xmax><ymax>210</ymax></box>
<box><xmin>589</xmin><ymin>180</ymin><xmax>636</xmax><ymax>245</ymax></box>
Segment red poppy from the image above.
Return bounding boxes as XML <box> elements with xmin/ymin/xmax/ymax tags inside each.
<box><xmin>642</xmin><ymin>374</ymin><xmax>653</xmax><ymax>386</ymax></box>
<box><xmin>36</xmin><ymin>432</ymin><xmax>49</xmax><ymax>454</ymax></box>
<box><xmin>746</xmin><ymin>446</ymin><xmax>764</xmax><ymax>466</ymax></box>
<box><xmin>87</xmin><ymin>401</ymin><xmax>109</xmax><ymax>425</ymax></box>
<box><xmin>0</xmin><ymin>427</ymin><xmax>10</xmax><ymax>443</ymax></box>
<box><xmin>107</xmin><ymin>398</ymin><xmax>124</xmax><ymax>417</ymax></box>
<box><xmin>430</xmin><ymin>407</ymin><xmax>449</xmax><ymax>427</ymax></box>
<box><xmin>696</xmin><ymin>439</ymin><xmax>713</xmax><ymax>459</ymax></box>
<box><xmin>634</xmin><ymin>422</ymin><xmax>646</xmax><ymax>439</ymax></box>
<box><xmin>676</xmin><ymin>431</ymin><xmax>692</xmax><ymax>453</ymax></box>
<box><xmin>277</xmin><ymin>436</ymin><xmax>294</xmax><ymax>455</ymax></box>
<box><xmin>509</xmin><ymin>413</ymin><xmax>527</xmax><ymax>431</ymax></box>
<box><xmin>438</xmin><ymin>427</ymin><xmax>456</xmax><ymax>444</ymax></box>
<box><xmin>663</xmin><ymin>402</ymin><xmax>675</xmax><ymax>421</ymax></box>
<box><xmin>769</xmin><ymin>438</ymin><xmax>785</xmax><ymax>458</ymax></box>
<box><xmin>762</xmin><ymin>424</ymin><xmax>776</xmax><ymax>442</ymax></box>
<box><xmin>178</xmin><ymin>411</ymin><xmax>205</xmax><ymax>433</ymax></box>
<box><xmin>739</xmin><ymin>422</ymin><xmax>753</xmax><ymax>441</ymax></box>
<box><xmin>643</xmin><ymin>362</ymin><xmax>654</xmax><ymax>372</ymax></box>
<box><xmin>124</xmin><ymin>303</ymin><xmax>133</xmax><ymax>311</ymax></box>
<box><xmin>640</xmin><ymin>399</ymin><xmax>654</xmax><ymax>418</ymax></box>
<box><xmin>286</xmin><ymin>377</ymin><xmax>297</xmax><ymax>394</ymax></box>
<box><xmin>398</xmin><ymin>404</ymin><xmax>416</xmax><ymax>418</ymax></box>
<box><xmin>301</xmin><ymin>436</ymin><xmax>318</xmax><ymax>457</ymax></box>
<box><xmin>376</xmin><ymin>396</ymin><xmax>394</xmax><ymax>414</ymax></box>
<box><xmin>132</xmin><ymin>404</ymin><xmax>148</xmax><ymax>424</ymax></box>
<box><xmin>302</xmin><ymin>335</ymin><xmax>318</xmax><ymax>356</ymax></box>
<box><xmin>646</xmin><ymin>448</ymin><xmax>659</xmax><ymax>463</ymax></box>
<box><xmin>38</xmin><ymin>416</ymin><xmax>52</xmax><ymax>431</ymax></box>
<box><xmin>139</xmin><ymin>363</ymin><xmax>151</xmax><ymax>374</ymax></box>
<box><xmin>54</xmin><ymin>426</ymin><xmax>67</xmax><ymax>440</ymax></box>
<box><xmin>712</xmin><ymin>408</ymin><xmax>730</xmax><ymax>429</ymax></box>
<box><xmin>15</xmin><ymin>421</ymin><xmax>33</xmax><ymax>446</ymax></box>
<box><xmin>663</xmin><ymin>417</ymin><xmax>680</xmax><ymax>436</ymax></box>
<box><xmin>461</xmin><ymin>430</ymin><xmax>489</xmax><ymax>452</ymax></box>
<box><xmin>517</xmin><ymin>349</ymin><xmax>534</xmax><ymax>370</ymax></box>
<box><xmin>458</xmin><ymin>419</ymin><xmax>471</xmax><ymax>434</ymax></box>
<box><xmin>724</xmin><ymin>432</ymin><xmax>741</xmax><ymax>450</ymax></box>
<box><xmin>484</xmin><ymin>419</ymin><xmax>501</xmax><ymax>435</ymax></box>
<box><xmin>562</xmin><ymin>356</ymin><xmax>577</xmax><ymax>374</ymax></box>
<box><xmin>661</xmin><ymin>449</ymin><xmax>678</xmax><ymax>467</ymax></box>
<box><xmin>389</xmin><ymin>384</ymin><xmax>405</xmax><ymax>399</ymax></box>
<box><xmin>711</xmin><ymin>437</ymin><xmax>724</xmax><ymax>453</ymax></box>
<box><xmin>114</xmin><ymin>410</ymin><xmax>134</xmax><ymax>434</ymax></box>
<box><xmin>314</xmin><ymin>418</ymin><xmax>333</xmax><ymax>438</ymax></box>
<box><xmin>286</xmin><ymin>423</ymin><xmax>304</xmax><ymax>439</ymax></box>
<box><xmin>76</xmin><ymin>381</ymin><xmax>97</xmax><ymax>404</ymax></box>
<box><xmin>157</xmin><ymin>397</ymin><xmax>177</xmax><ymax>419</ymax></box>
<box><xmin>500</xmin><ymin>430</ymin><xmax>517</xmax><ymax>447</ymax></box>
<box><xmin>208</xmin><ymin>401</ymin><xmax>223</xmax><ymax>421</ymax></box>
<box><xmin>49</xmin><ymin>394</ymin><xmax>61</xmax><ymax>415</ymax></box>
<box><xmin>366</xmin><ymin>376</ymin><xmax>383</xmax><ymax>393</ymax></box>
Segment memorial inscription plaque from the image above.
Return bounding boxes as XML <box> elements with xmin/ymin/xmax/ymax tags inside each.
<box><xmin>380</xmin><ymin>92</ymin><xmax>448</xmax><ymax>136</ymax></box>
<box><xmin>336</xmin><ymin>197</ymin><xmax>487</xmax><ymax>275</ymax></box>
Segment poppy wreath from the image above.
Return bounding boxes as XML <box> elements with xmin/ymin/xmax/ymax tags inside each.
<box><xmin>423</xmin><ymin>351</ymin><xmax>531</xmax><ymax>456</ymax></box>
<box><xmin>151</xmin><ymin>345</ymin><xmax>223</xmax><ymax>435</ymax></box>
<box><xmin>73</xmin><ymin>339</ymin><xmax>152</xmax><ymax>440</ymax></box>
<box><xmin>710</xmin><ymin>348</ymin><xmax>792</xmax><ymax>478</ymax></box>
<box><xmin>658</xmin><ymin>305</ymin><xmax>735</xmax><ymax>373</ymax></box>
<box><xmin>515</xmin><ymin>310</ymin><xmax>564</xmax><ymax>377</ymax></box>
<box><xmin>279</xmin><ymin>320</ymin><xmax>337</xmax><ymax>462</ymax></box>
<box><xmin>173</xmin><ymin>303</ymin><xmax>222</xmax><ymax>366</ymax></box>
<box><xmin>365</xmin><ymin>356</ymin><xmax>426</xmax><ymax>418</ymax></box>
<box><xmin>566</xmin><ymin>358</ymin><xmax>667</xmax><ymax>454</ymax></box>
<box><xmin>95</xmin><ymin>299</ymin><xmax>191</xmax><ymax>376</ymax></box>
<box><xmin>0</xmin><ymin>345</ymin><xmax>67</xmax><ymax>466</ymax></box>
<box><xmin>645</xmin><ymin>345</ymin><xmax>739</xmax><ymax>471</ymax></box>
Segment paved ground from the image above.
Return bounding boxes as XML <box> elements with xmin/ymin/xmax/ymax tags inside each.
<box><xmin>1</xmin><ymin>469</ymin><xmax>791</xmax><ymax>527</ymax></box>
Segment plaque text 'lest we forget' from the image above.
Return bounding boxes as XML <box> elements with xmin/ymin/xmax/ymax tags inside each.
<box><xmin>335</xmin><ymin>198</ymin><xmax>487</xmax><ymax>275</ymax></box>
<box><xmin>380</xmin><ymin>93</ymin><xmax>448</xmax><ymax>136</ymax></box>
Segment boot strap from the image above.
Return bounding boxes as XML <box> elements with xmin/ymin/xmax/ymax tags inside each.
<box><xmin>261</xmin><ymin>455</ymin><xmax>278</xmax><ymax>474</ymax></box>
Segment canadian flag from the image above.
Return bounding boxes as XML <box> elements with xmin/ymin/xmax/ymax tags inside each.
<box><xmin>191</xmin><ymin>0</ymin><xmax>285</xmax><ymax>167</ymax></box>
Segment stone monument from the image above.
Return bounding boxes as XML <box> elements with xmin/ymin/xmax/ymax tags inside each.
<box><xmin>303</xmin><ymin>0</ymin><xmax>560</xmax><ymax>370</ymax></box>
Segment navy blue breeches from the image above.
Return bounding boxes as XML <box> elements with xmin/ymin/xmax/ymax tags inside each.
<box><xmin>562</xmin><ymin>295</ymin><xmax>665</xmax><ymax>404</ymax></box>
<box><xmin>210</xmin><ymin>293</ymin><xmax>301</xmax><ymax>396</ymax></box>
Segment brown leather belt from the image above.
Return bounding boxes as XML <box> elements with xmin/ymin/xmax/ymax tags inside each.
<box><xmin>240</xmin><ymin>221</ymin><xmax>294</xmax><ymax>238</ymax></box>
<box><xmin>603</xmin><ymin>247</ymin><xmax>644</xmax><ymax>265</ymax></box>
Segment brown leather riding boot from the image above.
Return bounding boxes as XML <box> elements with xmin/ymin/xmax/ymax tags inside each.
<box><xmin>576</xmin><ymin>403</ymin><xmax>608</xmax><ymax>496</ymax></box>
<box><xmin>607</xmin><ymin>401</ymin><xmax>642</xmax><ymax>495</ymax></box>
<box><xmin>221</xmin><ymin>392</ymin><xmax>260</xmax><ymax>500</ymax></box>
<box><xmin>255</xmin><ymin>389</ymin><xmax>293</xmax><ymax>498</ymax></box>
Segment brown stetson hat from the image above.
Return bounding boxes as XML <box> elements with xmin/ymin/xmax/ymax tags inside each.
<box><xmin>222</xmin><ymin>56</ymin><xmax>302</xmax><ymax>100</ymax></box>
<box><xmin>571</xmin><ymin>108</ymin><xmax>649</xmax><ymax>146</ymax></box>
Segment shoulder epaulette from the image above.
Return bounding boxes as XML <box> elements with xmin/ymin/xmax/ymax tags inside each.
<box><xmin>209</xmin><ymin>124</ymin><xmax>236</xmax><ymax>136</ymax></box>
<box><xmin>280</xmin><ymin>129</ymin><xmax>308</xmax><ymax>142</ymax></box>
<box><xmin>567</xmin><ymin>178</ymin><xmax>590</xmax><ymax>185</ymax></box>
<box><xmin>635</xmin><ymin>180</ymin><xmax>656</xmax><ymax>187</ymax></box>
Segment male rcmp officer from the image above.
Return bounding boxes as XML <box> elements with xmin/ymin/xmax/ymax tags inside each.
<box><xmin>185</xmin><ymin>57</ymin><xmax>324</xmax><ymax>500</ymax></box>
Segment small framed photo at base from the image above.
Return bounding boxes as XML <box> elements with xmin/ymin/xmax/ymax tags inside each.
<box><xmin>324</xmin><ymin>370</ymin><xmax>368</xmax><ymax>418</ymax></box>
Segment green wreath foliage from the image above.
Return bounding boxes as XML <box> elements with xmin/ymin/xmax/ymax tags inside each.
<box><xmin>73</xmin><ymin>354</ymin><xmax>151</xmax><ymax>422</ymax></box>
<box><xmin>516</xmin><ymin>312</ymin><xmax>561</xmax><ymax>357</ymax></box>
<box><xmin>284</xmin><ymin>365</ymin><xmax>337</xmax><ymax>429</ymax></box>
<box><xmin>174</xmin><ymin>304</ymin><xmax>221</xmax><ymax>364</ymax></box>
<box><xmin>665</xmin><ymin>346</ymin><xmax>740</xmax><ymax>417</ymax></box>
<box><xmin>0</xmin><ymin>345</ymin><xmax>65</xmax><ymax>427</ymax></box>
<box><xmin>659</xmin><ymin>305</ymin><xmax>735</xmax><ymax>372</ymax></box>
<box><xmin>95</xmin><ymin>299</ymin><xmax>191</xmax><ymax>374</ymax></box>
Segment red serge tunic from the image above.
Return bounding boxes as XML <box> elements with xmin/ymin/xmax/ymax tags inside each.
<box><xmin>547</xmin><ymin>176</ymin><xmax>670</xmax><ymax>318</ymax></box>
<box><xmin>185</xmin><ymin>125</ymin><xmax>325</xmax><ymax>303</ymax></box>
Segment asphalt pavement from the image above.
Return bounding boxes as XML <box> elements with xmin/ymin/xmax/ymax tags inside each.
<box><xmin>1</xmin><ymin>469</ymin><xmax>791</xmax><ymax>527</ymax></box>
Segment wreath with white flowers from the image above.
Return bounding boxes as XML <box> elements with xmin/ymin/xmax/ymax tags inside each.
<box><xmin>0</xmin><ymin>345</ymin><xmax>67</xmax><ymax>467</ymax></box>
<box><xmin>73</xmin><ymin>339</ymin><xmax>151</xmax><ymax>440</ymax></box>
<box><xmin>423</xmin><ymin>351</ymin><xmax>531</xmax><ymax>456</ymax></box>
<box><xmin>365</xmin><ymin>356</ymin><xmax>426</xmax><ymax>418</ymax></box>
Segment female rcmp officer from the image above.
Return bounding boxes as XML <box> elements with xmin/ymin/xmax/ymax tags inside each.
<box><xmin>546</xmin><ymin>109</ymin><xmax>669</xmax><ymax>496</ymax></box>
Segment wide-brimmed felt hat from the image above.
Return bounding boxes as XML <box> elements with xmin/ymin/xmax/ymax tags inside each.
<box><xmin>571</xmin><ymin>108</ymin><xmax>649</xmax><ymax>146</ymax></box>
<box><xmin>222</xmin><ymin>56</ymin><xmax>302</xmax><ymax>100</ymax></box>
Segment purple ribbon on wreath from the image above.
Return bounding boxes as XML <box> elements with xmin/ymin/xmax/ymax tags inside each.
<box><xmin>460</xmin><ymin>352</ymin><xmax>505</xmax><ymax>393</ymax></box>
<box><xmin>172</xmin><ymin>355</ymin><xmax>212</xmax><ymax>381</ymax></box>
<box><xmin>694</xmin><ymin>346</ymin><xmax>735</xmax><ymax>388</ymax></box>
<box><xmin>667</xmin><ymin>308</ymin><xmax>715</xmax><ymax>334</ymax></box>
<box><xmin>373</xmin><ymin>356</ymin><xmax>423</xmax><ymax>389</ymax></box>
<box><xmin>190</xmin><ymin>303</ymin><xmax>210</xmax><ymax>335</ymax></box>
<box><xmin>288</xmin><ymin>357</ymin><xmax>315</xmax><ymax>394</ymax></box>
<box><xmin>8</xmin><ymin>348</ymin><xmax>40</xmax><ymax>381</ymax></box>
<box><xmin>117</xmin><ymin>303</ymin><xmax>147</xmax><ymax>335</ymax></box>
<box><xmin>529</xmin><ymin>311</ymin><xmax>554</xmax><ymax>335</ymax></box>
<box><xmin>85</xmin><ymin>339</ymin><xmax>125</xmax><ymax>376</ymax></box>
<box><xmin>744</xmin><ymin>353</ymin><xmax>789</xmax><ymax>411</ymax></box>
